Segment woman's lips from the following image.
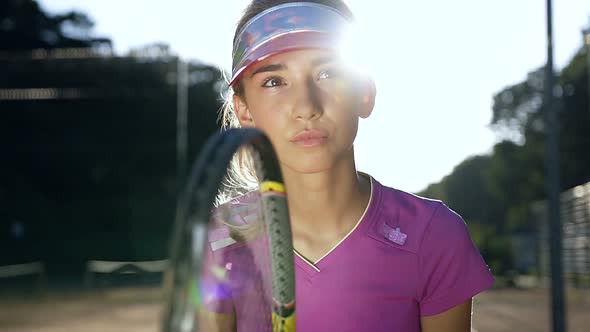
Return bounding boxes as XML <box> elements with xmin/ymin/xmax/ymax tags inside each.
<box><xmin>290</xmin><ymin>129</ymin><xmax>328</xmax><ymax>147</ymax></box>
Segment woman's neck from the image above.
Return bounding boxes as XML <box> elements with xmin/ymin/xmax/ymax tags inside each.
<box><xmin>280</xmin><ymin>160</ymin><xmax>371</xmax><ymax>237</ymax></box>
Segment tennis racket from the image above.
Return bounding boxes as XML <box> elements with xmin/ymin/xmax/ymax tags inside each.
<box><xmin>161</xmin><ymin>128</ymin><xmax>296</xmax><ymax>332</ymax></box>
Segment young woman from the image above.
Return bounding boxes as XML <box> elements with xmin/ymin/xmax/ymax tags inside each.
<box><xmin>200</xmin><ymin>1</ymin><xmax>495</xmax><ymax>331</ymax></box>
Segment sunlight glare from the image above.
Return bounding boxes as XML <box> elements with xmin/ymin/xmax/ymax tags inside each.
<box><xmin>337</xmin><ymin>22</ymin><xmax>376</xmax><ymax>78</ymax></box>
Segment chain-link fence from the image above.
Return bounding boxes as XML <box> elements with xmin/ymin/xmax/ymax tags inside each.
<box><xmin>0</xmin><ymin>47</ymin><xmax>223</xmax><ymax>283</ymax></box>
<box><xmin>532</xmin><ymin>181</ymin><xmax>590</xmax><ymax>288</ymax></box>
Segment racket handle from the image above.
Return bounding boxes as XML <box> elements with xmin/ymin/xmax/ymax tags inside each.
<box><xmin>272</xmin><ymin>312</ymin><xmax>296</xmax><ymax>332</ymax></box>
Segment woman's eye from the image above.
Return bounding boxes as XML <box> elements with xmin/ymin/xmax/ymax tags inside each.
<box><xmin>318</xmin><ymin>70</ymin><xmax>331</xmax><ymax>80</ymax></box>
<box><xmin>318</xmin><ymin>68</ymin><xmax>340</xmax><ymax>80</ymax></box>
<box><xmin>262</xmin><ymin>77</ymin><xmax>283</xmax><ymax>87</ymax></box>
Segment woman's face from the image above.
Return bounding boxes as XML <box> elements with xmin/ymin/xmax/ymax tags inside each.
<box><xmin>233</xmin><ymin>48</ymin><xmax>374</xmax><ymax>175</ymax></box>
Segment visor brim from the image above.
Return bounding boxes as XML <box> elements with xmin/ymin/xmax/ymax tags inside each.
<box><xmin>229</xmin><ymin>31</ymin><xmax>340</xmax><ymax>86</ymax></box>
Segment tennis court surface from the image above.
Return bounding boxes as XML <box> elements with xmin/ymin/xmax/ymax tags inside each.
<box><xmin>0</xmin><ymin>287</ymin><xmax>588</xmax><ymax>332</ymax></box>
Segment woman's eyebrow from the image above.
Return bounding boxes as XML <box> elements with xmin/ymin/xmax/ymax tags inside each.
<box><xmin>250</xmin><ymin>63</ymin><xmax>286</xmax><ymax>78</ymax></box>
<box><xmin>311</xmin><ymin>56</ymin><xmax>336</xmax><ymax>67</ymax></box>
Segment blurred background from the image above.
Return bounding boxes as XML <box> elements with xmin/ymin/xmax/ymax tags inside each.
<box><xmin>0</xmin><ymin>0</ymin><xmax>589</xmax><ymax>331</ymax></box>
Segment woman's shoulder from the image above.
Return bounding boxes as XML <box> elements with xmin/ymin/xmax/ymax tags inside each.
<box><xmin>208</xmin><ymin>190</ymin><xmax>262</xmax><ymax>252</ymax></box>
<box><xmin>365</xmin><ymin>176</ymin><xmax>467</xmax><ymax>254</ymax></box>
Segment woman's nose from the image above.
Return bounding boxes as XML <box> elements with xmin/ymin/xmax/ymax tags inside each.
<box><xmin>291</xmin><ymin>77</ymin><xmax>323</xmax><ymax>120</ymax></box>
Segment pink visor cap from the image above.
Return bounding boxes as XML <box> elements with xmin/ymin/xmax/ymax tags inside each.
<box><xmin>230</xmin><ymin>2</ymin><xmax>352</xmax><ymax>86</ymax></box>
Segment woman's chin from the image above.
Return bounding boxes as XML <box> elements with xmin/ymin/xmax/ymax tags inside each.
<box><xmin>280</xmin><ymin>159</ymin><xmax>334</xmax><ymax>175</ymax></box>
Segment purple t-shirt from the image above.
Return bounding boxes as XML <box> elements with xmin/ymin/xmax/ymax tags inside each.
<box><xmin>203</xmin><ymin>176</ymin><xmax>495</xmax><ymax>331</ymax></box>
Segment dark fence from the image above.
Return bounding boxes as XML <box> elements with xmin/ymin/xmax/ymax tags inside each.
<box><xmin>0</xmin><ymin>47</ymin><xmax>223</xmax><ymax>285</ymax></box>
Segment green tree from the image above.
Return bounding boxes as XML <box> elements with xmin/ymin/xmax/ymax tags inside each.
<box><xmin>0</xmin><ymin>0</ymin><xmax>110</xmax><ymax>50</ymax></box>
<box><xmin>490</xmin><ymin>50</ymin><xmax>590</xmax><ymax>192</ymax></box>
<box><xmin>418</xmin><ymin>45</ymin><xmax>590</xmax><ymax>274</ymax></box>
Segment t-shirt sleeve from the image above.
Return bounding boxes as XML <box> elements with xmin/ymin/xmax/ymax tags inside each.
<box><xmin>200</xmin><ymin>242</ymin><xmax>235</xmax><ymax>313</ymax></box>
<box><xmin>199</xmin><ymin>192</ymin><xmax>261</xmax><ymax>314</ymax></box>
<box><xmin>418</xmin><ymin>203</ymin><xmax>495</xmax><ymax>316</ymax></box>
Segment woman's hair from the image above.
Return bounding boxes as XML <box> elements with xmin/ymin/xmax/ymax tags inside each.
<box><xmin>217</xmin><ymin>0</ymin><xmax>354</xmax><ymax>204</ymax></box>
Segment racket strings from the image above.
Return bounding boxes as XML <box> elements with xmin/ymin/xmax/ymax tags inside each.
<box><xmin>162</xmin><ymin>129</ymin><xmax>295</xmax><ymax>332</ymax></box>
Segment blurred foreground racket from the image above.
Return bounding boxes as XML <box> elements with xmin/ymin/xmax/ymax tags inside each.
<box><xmin>161</xmin><ymin>128</ymin><xmax>295</xmax><ymax>332</ymax></box>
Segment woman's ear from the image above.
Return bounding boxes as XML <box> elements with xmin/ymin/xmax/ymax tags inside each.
<box><xmin>233</xmin><ymin>94</ymin><xmax>255</xmax><ymax>127</ymax></box>
<box><xmin>358</xmin><ymin>77</ymin><xmax>376</xmax><ymax>119</ymax></box>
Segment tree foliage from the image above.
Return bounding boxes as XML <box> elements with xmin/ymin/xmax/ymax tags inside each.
<box><xmin>0</xmin><ymin>0</ymin><xmax>110</xmax><ymax>50</ymax></box>
<box><xmin>419</xmin><ymin>46</ymin><xmax>590</xmax><ymax>274</ymax></box>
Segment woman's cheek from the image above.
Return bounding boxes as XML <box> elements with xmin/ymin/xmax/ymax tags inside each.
<box><xmin>321</xmin><ymin>79</ymin><xmax>356</xmax><ymax>102</ymax></box>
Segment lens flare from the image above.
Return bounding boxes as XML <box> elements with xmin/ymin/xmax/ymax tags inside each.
<box><xmin>336</xmin><ymin>23</ymin><xmax>374</xmax><ymax>78</ymax></box>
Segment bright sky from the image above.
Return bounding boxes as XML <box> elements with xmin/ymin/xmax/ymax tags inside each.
<box><xmin>40</xmin><ymin>0</ymin><xmax>590</xmax><ymax>193</ymax></box>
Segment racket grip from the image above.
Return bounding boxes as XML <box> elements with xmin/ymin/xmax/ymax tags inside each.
<box><xmin>272</xmin><ymin>312</ymin><xmax>296</xmax><ymax>332</ymax></box>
